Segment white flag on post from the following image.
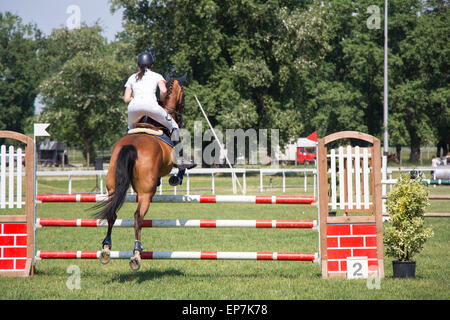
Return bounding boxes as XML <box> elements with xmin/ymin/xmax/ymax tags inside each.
<box><xmin>34</xmin><ymin>123</ymin><xmax>50</xmax><ymax>137</ymax></box>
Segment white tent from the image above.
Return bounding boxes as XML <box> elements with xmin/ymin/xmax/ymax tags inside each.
<box><xmin>296</xmin><ymin>138</ymin><xmax>316</xmax><ymax>147</ymax></box>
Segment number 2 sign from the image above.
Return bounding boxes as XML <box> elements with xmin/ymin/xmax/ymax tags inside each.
<box><xmin>347</xmin><ymin>257</ymin><xmax>369</xmax><ymax>279</ymax></box>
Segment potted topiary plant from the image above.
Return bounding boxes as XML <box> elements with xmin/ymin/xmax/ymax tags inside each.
<box><xmin>384</xmin><ymin>174</ymin><xmax>434</xmax><ymax>278</ymax></box>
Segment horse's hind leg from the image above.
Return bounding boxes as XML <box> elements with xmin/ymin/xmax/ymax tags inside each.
<box><xmin>99</xmin><ymin>185</ymin><xmax>117</xmax><ymax>264</ymax></box>
<box><xmin>129</xmin><ymin>192</ymin><xmax>153</xmax><ymax>271</ymax></box>
<box><xmin>99</xmin><ymin>213</ymin><xmax>117</xmax><ymax>264</ymax></box>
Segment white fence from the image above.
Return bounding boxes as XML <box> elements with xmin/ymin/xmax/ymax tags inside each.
<box><xmin>0</xmin><ymin>143</ymin><xmax>447</xmax><ymax>209</ymax></box>
<box><xmin>34</xmin><ymin>167</ymin><xmax>317</xmax><ymax>197</ymax></box>
<box><xmin>0</xmin><ymin>145</ymin><xmax>24</xmax><ymax>208</ymax></box>
<box><xmin>33</xmin><ymin>166</ymin><xmax>443</xmax><ymax>197</ymax></box>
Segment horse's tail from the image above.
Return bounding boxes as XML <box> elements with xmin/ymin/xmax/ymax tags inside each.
<box><xmin>93</xmin><ymin>145</ymin><xmax>137</xmax><ymax>221</ymax></box>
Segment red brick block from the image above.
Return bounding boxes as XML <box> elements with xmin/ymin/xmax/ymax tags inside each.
<box><xmin>365</xmin><ymin>236</ymin><xmax>377</xmax><ymax>247</ymax></box>
<box><xmin>352</xmin><ymin>224</ymin><xmax>376</xmax><ymax>235</ymax></box>
<box><xmin>0</xmin><ymin>259</ymin><xmax>14</xmax><ymax>270</ymax></box>
<box><xmin>327</xmin><ymin>225</ymin><xmax>351</xmax><ymax>236</ymax></box>
<box><xmin>340</xmin><ymin>236</ymin><xmax>364</xmax><ymax>248</ymax></box>
<box><xmin>327</xmin><ymin>248</ymin><xmax>352</xmax><ymax>259</ymax></box>
<box><xmin>340</xmin><ymin>260</ymin><xmax>347</xmax><ymax>271</ymax></box>
<box><xmin>15</xmin><ymin>259</ymin><xmax>26</xmax><ymax>269</ymax></box>
<box><xmin>0</xmin><ymin>236</ymin><xmax>15</xmax><ymax>246</ymax></box>
<box><xmin>3</xmin><ymin>247</ymin><xmax>27</xmax><ymax>258</ymax></box>
<box><xmin>353</xmin><ymin>248</ymin><xmax>377</xmax><ymax>259</ymax></box>
<box><xmin>327</xmin><ymin>237</ymin><xmax>339</xmax><ymax>248</ymax></box>
<box><xmin>327</xmin><ymin>260</ymin><xmax>339</xmax><ymax>272</ymax></box>
<box><xmin>3</xmin><ymin>223</ymin><xmax>27</xmax><ymax>235</ymax></box>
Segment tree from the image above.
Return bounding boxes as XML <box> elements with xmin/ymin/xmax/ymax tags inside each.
<box><xmin>109</xmin><ymin>0</ymin><xmax>448</xmax><ymax>165</ymax></box>
<box><xmin>38</xmin><ymin>26</ymin><xmax>133</xmax><ymax>165</ymax></box>
<box><xmin>0</xmin><ymin>12</ymin><xmax>44</xmax><ymax>133</ymax></box>
<box><xmin>299</xmin><ymin>0</ymin><xmax>448</xmax><ymax>163</ymax></box>
<box><xmin>390</xmin><ymin>0</ymin><xmax>449</xmax><ymax>161</ymax></box>
<box><xmin>111</xmin><ymin>0</ymin><xmax>333</xmax><ymax>151</ymax></box>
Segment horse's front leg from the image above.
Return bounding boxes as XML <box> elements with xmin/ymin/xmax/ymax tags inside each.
<box><xmin>129</xmin><ymin>192</ymin><xmax>153</xmax><ymax>271</ymax></box>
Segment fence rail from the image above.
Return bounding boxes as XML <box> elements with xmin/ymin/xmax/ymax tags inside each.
<box><xmin>33</xmin><ymin>166</ymin><xmax>446</xmax><ymax>196</ymax></box>
<box><xmin>1</xmin><ymin>143</ymin><xmax>448</xmax><ymax>206</ymax></box>
<box><xmin>35</xmin><ymin>167</ymin><xmax>319</xmax><ymax>196</ymax></box>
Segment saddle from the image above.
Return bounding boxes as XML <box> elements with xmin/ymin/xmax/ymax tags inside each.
<box><xmin>128</xmin><ymin>115</ymin><xmax>171</xmax><ymax>137</ymax></box>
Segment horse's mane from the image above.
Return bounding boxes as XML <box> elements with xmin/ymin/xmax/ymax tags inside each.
<box><xmin>163</xmin><ymin>78</ymin><xmax>184</xmax><ymax>127</ymax></box>
<box><xmin>166</xmin><ymin>78</ymin><xmax>175</xmax><ymax>98</ymax></box>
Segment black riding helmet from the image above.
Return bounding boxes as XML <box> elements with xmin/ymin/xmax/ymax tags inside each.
<box><xmin>137</xmin><ymin>51</ymin><xmax>154</xmax><ymax>68</ymax></box>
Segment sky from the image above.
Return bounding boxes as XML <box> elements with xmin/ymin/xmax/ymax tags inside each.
<box><xmin>0</xmin><ymin>0</ymin><xmax>124</xmax><ymax>42</ymax></box>
<box><xmin>0</xmin><ymin>0</ymin><xmax>125</xmax><ymax>113</ymax></box>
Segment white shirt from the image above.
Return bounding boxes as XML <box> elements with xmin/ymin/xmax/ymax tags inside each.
<box><xmin>125</xmin><ymin>70</ymin><xmax>164</xmax><ymax>102</ymax></box>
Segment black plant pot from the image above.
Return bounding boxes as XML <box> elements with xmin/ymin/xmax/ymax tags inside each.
<box><xmin>328</xmin><ymin>211</ymin><xmax>336</xmax><ymax>217</ymax></box>
<box><xmin>392</xmin><ymin>260</ymin><xmax>416</xmax><ymax>278</ymax></box>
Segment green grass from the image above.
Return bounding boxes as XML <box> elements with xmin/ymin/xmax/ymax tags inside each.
<box><xmin>0</xmin><ymin>174</ymin><xmax>449</xmax><ymax>300</ymax></box>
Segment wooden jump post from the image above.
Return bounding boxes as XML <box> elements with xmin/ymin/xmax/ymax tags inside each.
<box><xmin>0</xmin><ymin>131</ymin><xmax>35</xmax><ymax>276</ymax></box>
<box><xmin>318</xmin><ymin>131</ymin><xmax>385</xmax><ymax>278</ymax></box>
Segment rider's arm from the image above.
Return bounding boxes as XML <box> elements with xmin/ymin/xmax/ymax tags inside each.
<box><xmin>124</xmin><ymin>87</ymin><xmax>133</xmax><ymax>104</ymax></box>
<box><xmin>158</xmin><ymin>80</ymin><xmax>167</xmax><ymax>100</ymax></box>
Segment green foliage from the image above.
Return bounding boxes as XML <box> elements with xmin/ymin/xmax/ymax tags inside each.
<box><xmin>38</xmin><ymin>26</ymin><xmax>132</xmax><ymax>164</ymax></box>
<box><xmin>0</xmin><ymin>12</ymin><xmax>44</xmax><ymax>133</ymax></box>
<box><xmin>389</xmin><ymin>2</ymin><xmax>449</xmax><ymax>158</ymax></box>
<box><xmin>301</xmin><ymin>0</ymin><xmax>449</xmax><ymax>160</ymax></box>
<box><xmin>2</xmin><ymin>0</ymin><xmax>448</xmax><ymax>163</ymax></box>
<box><xmin>384</xmin><ymin>174</ymin><xmax>433</xmax><ymax>261</ymax></box>
<box><xmin>112</xmin><ymin>0</ymin><xmax>333</xmax><ymax>147</ymax></box>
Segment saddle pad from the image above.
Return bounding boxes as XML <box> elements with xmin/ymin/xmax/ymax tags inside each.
<box><xmin>125</xmin><ymin>129</ymin><xmax>174</xmax><ymax>148</ymax></box>
<box><xmin>128</xmin><ymin>128</ymin><xmax>163</xmax><ymax>136</ymax></box>
<box><xmin>155</xmin><ymin>132</ymin><xmax>174</xmax><ymax>148</ymax></box>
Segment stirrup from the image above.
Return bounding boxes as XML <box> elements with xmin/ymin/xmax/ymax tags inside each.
<box><xmin>169</xmin><ymin>169</ymin><xmax>185</xmax><ymax>186</ymax></box>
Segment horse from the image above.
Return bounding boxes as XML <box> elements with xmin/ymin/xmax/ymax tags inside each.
<box><xmin>387</xmin><ymin>154</ymin><xmax>400</xmax><ymax>164</ymax></box>
<box><xmin>94</xmin><ymin>74</ymin><xmax>187</xmax><ymax>271</ymax></box>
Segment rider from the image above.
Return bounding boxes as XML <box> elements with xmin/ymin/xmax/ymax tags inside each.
<box><xmin>124</xmin><ymin>51</ymin><xmax>196</xmax><ymax>170</ymax></box>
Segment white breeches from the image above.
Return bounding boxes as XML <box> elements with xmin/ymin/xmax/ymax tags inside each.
<box><xmin>127</xmin><ymin>97</ymin><xmax>179</xmax><ymax>131</ymax></box>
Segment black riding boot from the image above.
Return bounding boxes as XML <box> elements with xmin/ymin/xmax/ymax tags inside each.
<box><xmin>171</xmin><ymin>128</ymin><xmax>196</xmax><ymax>170</ymax></box>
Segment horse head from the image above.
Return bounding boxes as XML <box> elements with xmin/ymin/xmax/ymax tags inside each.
<box><xmin>163</xmin><ymin>73</ymin><xmax>187</xmax><ymax>128</ymax></box>
<box><xmin>387</xmin><ymin>154</ymin><xmax>400</xmax><ymax>164</ymax></box>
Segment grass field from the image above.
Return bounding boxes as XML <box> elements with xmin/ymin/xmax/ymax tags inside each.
<box><xmin>0</xmin><ymin>172</ymin><xmax>449</xmax><ymax>300</ymax></box>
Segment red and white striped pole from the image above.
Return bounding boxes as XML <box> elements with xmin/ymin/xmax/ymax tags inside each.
<box><xmin>36</xmin><ymin>250</ymin><xmax>318</xmax><ymax>262</ymax></box>
<box><xmin>36</xmin><ymin>194</ymin><xmax>315</xmax><ymax>205</ymax></box>
<box><xmin>36</xmin><ymin>218</ymin><xmax>317</xmax><ymax>229</ymax></box>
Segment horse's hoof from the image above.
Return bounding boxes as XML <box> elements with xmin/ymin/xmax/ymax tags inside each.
<box><xmin>169</xmin><ymin>175</ymin><xmax>182</xmax><ymax>186</ymax></box>
<box><xmin>129</xmin><ymin>253</ymin><xmax>141</xmax><ymax>271</ymax></box>
<box><xmin>99</xmin><ymin>245</ymin><xmax>111</xmax><ymax>264</ymax></box>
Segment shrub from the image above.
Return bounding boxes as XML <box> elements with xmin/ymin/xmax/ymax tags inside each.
<box><xmin>384</xmin><ymin>174</ymin><xmax>433</xmax><ymax>261</ymax></box>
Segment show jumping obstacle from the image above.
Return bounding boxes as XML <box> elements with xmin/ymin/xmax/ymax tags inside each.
<box><xmin>1</xmin><ymin>130</ymin><xmax>386</xmax><ymax>279</ymax></box>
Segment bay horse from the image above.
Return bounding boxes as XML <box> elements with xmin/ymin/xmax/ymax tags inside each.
<box><xmin>94</xmin><ymin>74</ymin><xmax>187</xmax><ymax>271</ymax></box>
